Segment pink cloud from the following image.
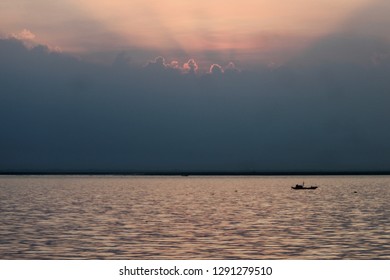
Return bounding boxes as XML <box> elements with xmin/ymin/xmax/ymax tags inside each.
<box><xmin>11</xmin><ymin>29</ymin><xmax>36</xmax><ymax>41</ymax></box>
<box><xmin>183</xmin><ymin>59</ymin><xmax>198</xmax><ymax>74</ymax></box>
<box><xmin>224</xmin><ymin>62</ymin><xmax>240</xmax><ymax>72</ymax></box>
<box><xmin>209</xmin><ymin>64</ymin><xmax>223</xmax><ymax>74</ymax></box>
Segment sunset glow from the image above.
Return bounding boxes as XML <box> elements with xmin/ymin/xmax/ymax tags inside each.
<box><xmin>0</xmin><ymin>0</ymin><xmax>376</xmax><ymax>65</ymax></box>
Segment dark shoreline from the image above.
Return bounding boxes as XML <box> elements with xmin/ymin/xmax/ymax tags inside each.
<box><xmin>1</xmin><ymin>171</ymin><xmax>390</xmax><ymax>176</ymax></box>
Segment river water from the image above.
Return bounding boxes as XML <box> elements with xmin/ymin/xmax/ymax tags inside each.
<box><xmin>0</xmin><ymin>175</ymin><xmax>389</xmax><ymax>259</ymax></box>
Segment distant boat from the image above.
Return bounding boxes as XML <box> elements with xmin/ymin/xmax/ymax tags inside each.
<box><xmin>291</xmin><ymin>182</ymin><xmax>318</xmax><ymax>190</ymax></box>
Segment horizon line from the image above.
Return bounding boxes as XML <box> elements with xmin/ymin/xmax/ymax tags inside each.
<box><xmin>1</xmin><ymin>171</ymin><xmax>390</xmax><ymax>176</ymax></box>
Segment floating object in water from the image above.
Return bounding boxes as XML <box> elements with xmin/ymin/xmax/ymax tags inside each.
<box><xmin>291</xmin><ymin>183</ymin><xmax>318</xmax><ymax>190</ymax></box>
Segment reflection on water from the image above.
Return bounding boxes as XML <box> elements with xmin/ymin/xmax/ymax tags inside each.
<box><xmin>0</xmin><ymin>176</ymin><xmax>389</xmax><ymax>259</ymax></box>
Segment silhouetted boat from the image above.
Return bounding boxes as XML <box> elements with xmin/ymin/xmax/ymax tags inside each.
<box><xmin>291</xmin><ymin>182</ymin><xmax>318</xmax><ymax>190</ymax></box>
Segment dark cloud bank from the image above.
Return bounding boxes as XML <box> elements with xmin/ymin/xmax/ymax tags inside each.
<box><xmin>1</xmin><ymin>34</ymin><xmax>390</xmax><ymax>173</ymax></box>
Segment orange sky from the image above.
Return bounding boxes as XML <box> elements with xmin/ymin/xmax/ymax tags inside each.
<box><xmin>0</xmin><ymin>0</ymin><xmax>379</xmax><ymax>64</ymax></box>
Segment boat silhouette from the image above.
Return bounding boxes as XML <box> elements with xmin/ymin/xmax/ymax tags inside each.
<box><xmin>291</xmin><ymin>182</ymin><xmax>318</xmax><ymax>190</ymax></box>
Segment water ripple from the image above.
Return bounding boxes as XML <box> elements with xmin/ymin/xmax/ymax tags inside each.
<box><xmin>0</xmin><ymin>175</ymin><xmax>389</xmax><ymax>259</ymax></box>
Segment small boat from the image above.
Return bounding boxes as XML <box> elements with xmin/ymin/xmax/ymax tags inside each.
<box><xmin>291</xmin><ymin>182</ymin><xmax>318</xmax><ymax>190</ymax></box>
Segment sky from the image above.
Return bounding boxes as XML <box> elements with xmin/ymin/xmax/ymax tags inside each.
<box><xmin>1</xmin><ymin>0</ymin><xmax>382</xmax><ymax>65</ymax></box>
<box><xmin>1</xmin><ymin>0</ymin><xmax>390</xmax><ymax>172</ymax></box>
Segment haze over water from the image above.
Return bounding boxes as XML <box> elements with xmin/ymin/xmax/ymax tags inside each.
<box><xmin>1</xmin><ymin>175</ymin><xmax>389</xmax><ymax>259</ymax></box>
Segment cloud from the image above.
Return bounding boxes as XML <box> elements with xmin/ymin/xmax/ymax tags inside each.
<box><xmin>15</xmin><ymin>29</ymin><xmax>36</xmax><ymax>40</ymax></box>
<box><xmin>209</xmin><ymin>64</ymin><xmax>223</xmax><ymax>74</ymax></box>
<box><xmin>144</xmin><ymin>57</ymin><xmax>201</xmax><ymax>74</ymax></box>
<box><xmin>224</xmin><ymin>62</ymin><xmax>240</xmax><ymax>73</ymax></box>
<box><xmin>5</xmin><ymin>29</ymin><xmax>65</xmax><ymax>52</ymax></box>
<box><xmin>341</xmin><ymin>0</ymin><xmax>390</xmax><ymax>40</ymax></box>
<box><xmin>145</xmin><ymin>56</ymin><xmax>168</xmax><ymax>70</ymax></box>
<box><xmin>168</xmin><ymin>60</ymin><xmax>180</xmax><ymax>69</ymax></box>
<box><xmin>182</xmin><ymin>59</ymin><xmax>198</xmax><ymax>74</ymax></box>
<box><xmin>1</xmin><ymin>35</ymin><xmax>390</xmax><ymax>173</ymax></box>
<box><xmin>7</xmin><ymin>29</ymin><xmax>37</xmax><ymax>49</ymax></box>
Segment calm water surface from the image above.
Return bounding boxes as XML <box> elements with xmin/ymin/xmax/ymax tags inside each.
<box><xmin>0</xmin><ymin>176</ymin><xmax>389</xmax><ymax>259</ymax></box>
